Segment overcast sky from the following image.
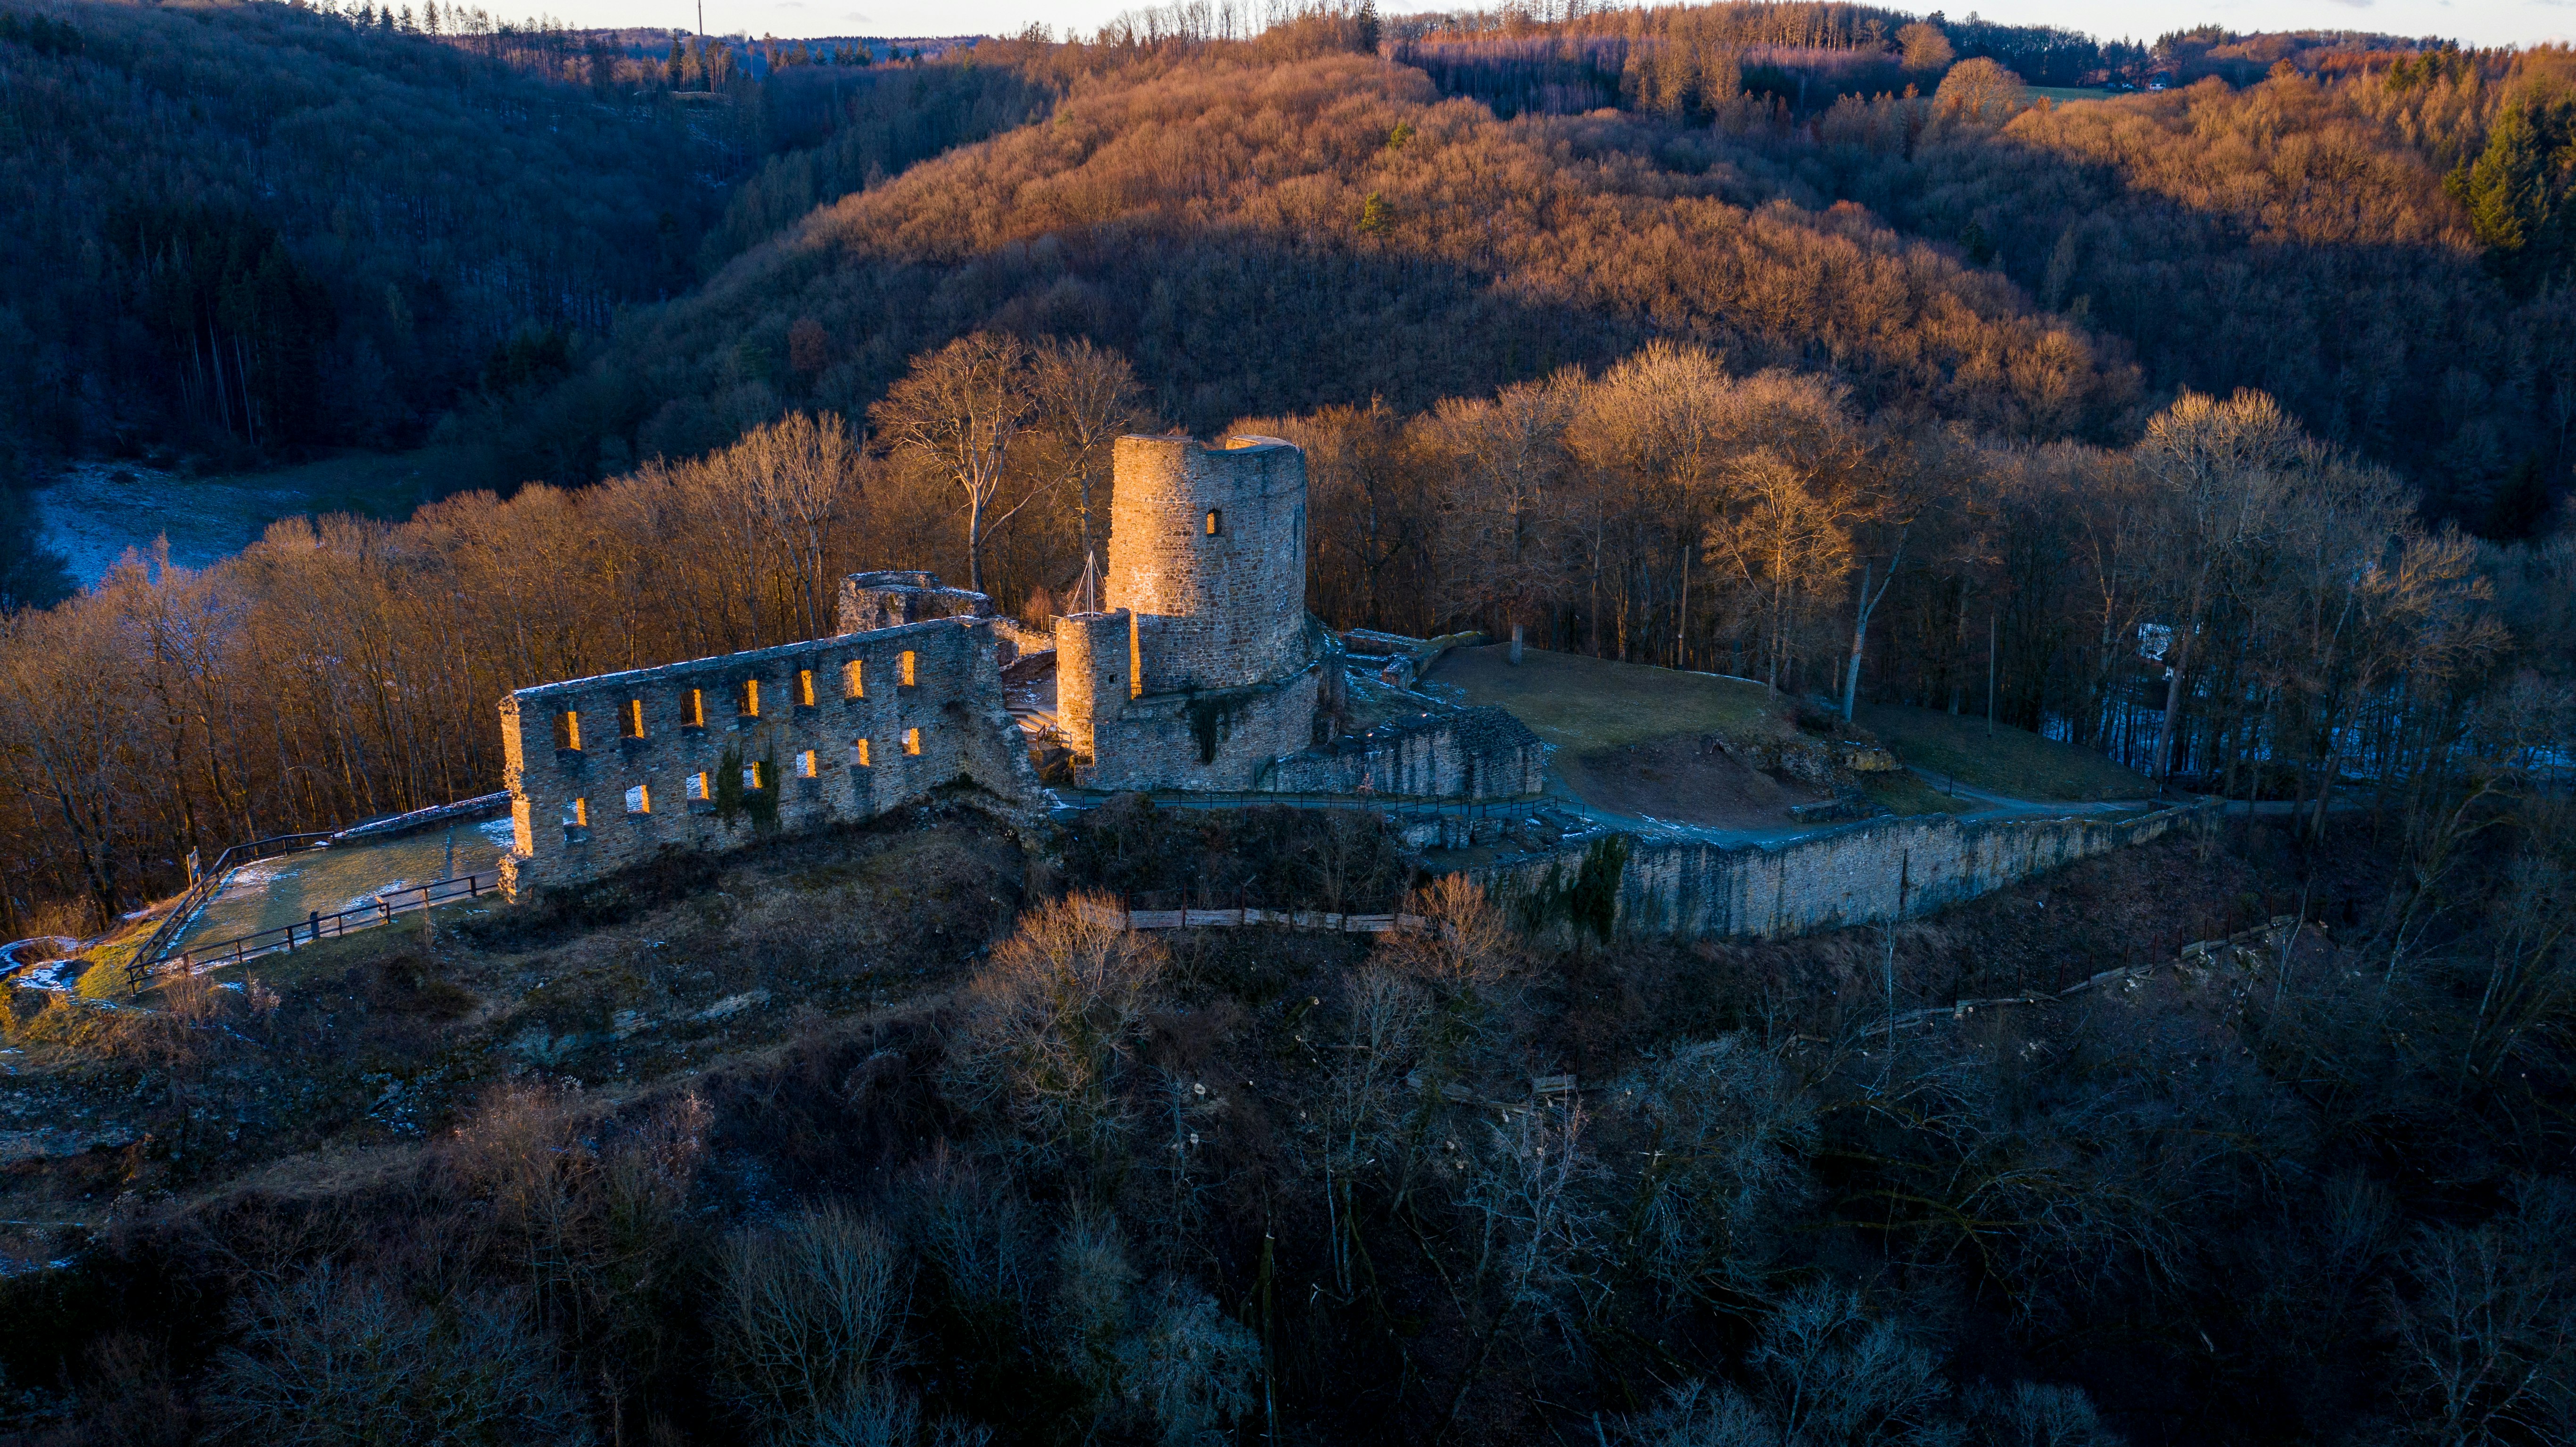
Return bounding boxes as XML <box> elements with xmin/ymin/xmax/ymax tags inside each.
<box><xmin>574</xmin><ymin>0</ymin><xmax>2564</xmax><ymax>51</ymax></box>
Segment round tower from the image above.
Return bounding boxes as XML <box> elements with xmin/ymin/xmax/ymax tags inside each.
<box><xmin>1107</xmin><ymin>434</ymin><xmax>1308</xmax><ymax>692</ymax></box>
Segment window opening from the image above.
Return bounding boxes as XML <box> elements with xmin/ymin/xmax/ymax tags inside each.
<box><xmin>797</xmin><ymin>669</ymin><xmax>817</xmax><ymax>707</ymax></box>
<box><xmin>852</xmin><ymin>738</ymin><xmax>872</xmax><ymax>768</ymax></box>
<box><xmin>1205</xmin><ymin>509</ymin><xmax>1223</xmax><ymax>536</ymax></box>
<box><xmin>564</xmin><ymin>798</ymin><xmax>588</xmax><ymax>829</ymax></box>
<box><xmin>553</xmin><ymin>709</ymin><xmax>582</xmax><ymax>751</ymax></box>
<box><xmin>686</xmin><ymin>771</ymin><xmax>712</xmax><ymax>800</ymax></box>
<box><xmin>903</xmin><ymin>727</ymin><xmax>922</xmax><ymax>756</ymax></box>
<box><xmin>621</xmin><ymin>699</ymin><xmax>646</xmax><ymax>739</ymax></box>
<box><xmin>684</xmin><ymin>689</ymin><xmax>706</xmax><ymax>728</ymax></box>
<box><xmin>899</xmin><ymin>651</ymin><xmax>917</xmax><ymax>687</ymax></box>
<box><xmin>743</xmin><ymin>762</ymin><xmax>767</xmax><ymax>791</ymax></box>
<box><xmin>795</xmin><ymin>749</ymin><xmax>819</xmax><ymax>779</ymax></box>
<box><xmin>625</xmin><ymin>784</ymin><xmax>650</xmax><ymax>814</ymax></box>
<box><xmin>738</xmin><ymin>678</ymin><xmax>760</xmax><ymax>717</ymax></box>
<box><xmin>844</xmin><ymin>659</ymin><xmax>865</xmax><ymax>699</ymax></box>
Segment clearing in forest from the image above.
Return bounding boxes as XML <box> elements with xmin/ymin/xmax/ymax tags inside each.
<box><xmin>1423</xmin><ymin>646</ymin><xmax>1833</xmax><ymax>829</ymax></box>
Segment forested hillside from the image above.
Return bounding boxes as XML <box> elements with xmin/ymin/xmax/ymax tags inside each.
<box><xmin>1724</xmin><ymin>56</ymin><xmax>2576</xmax><ymax>534</ymax></box>
<box><xmin>0</xmin><ymin>0</ymin><xmax>716</xmax><ymax>475</ymax></box>
<box><xmin>0</xmin><ymin>0</ymin><xmax>1054</xmax><ymax>490</ymax></box>
<box><xmin>474</xmin><ymin>11</ymin><xmax>2575</xmax><ymax>538</ymax></box>
<box><xmin>475</xmin><ymin>32</ymin><xmax>2135</xmax><ymax>490</ymax></box>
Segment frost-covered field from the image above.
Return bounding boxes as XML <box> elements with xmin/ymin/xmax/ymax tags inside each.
<box><xmin>36</xmin><ymin>452</ymin><xmax>441</xmax><ymax>587</ymax></box>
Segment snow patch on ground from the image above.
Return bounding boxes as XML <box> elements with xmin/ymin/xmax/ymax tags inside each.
<box><xmin>35</xmin><ymin>461</ymin><xmax>319</xmax><ymax>588</ymax></box>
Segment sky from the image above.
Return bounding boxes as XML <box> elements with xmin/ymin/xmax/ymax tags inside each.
<box><xmin>556</xmin><ymin>0</ymin><xmax>2567</xmax><ymax>50</ymax></box>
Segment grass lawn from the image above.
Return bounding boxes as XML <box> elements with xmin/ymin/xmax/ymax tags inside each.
<box><xmin>1861</xmin><ymin>769</ymin><xmax>1959</xmax><ymax>817</ymax></box>
<box><xmin>1424</xmin><ymin>646</ymin><xmax>1782</xmax><ymax>752</ymax></box>
<box><xmin>2029</xmin><ymin>86</ymin><xmax>2114</xmax><ymax>102</ymax></box>
<box><xmin>1858</xmin><ymin>704</ymin><xmax>2152</xmax><ymax>802</ymax></box>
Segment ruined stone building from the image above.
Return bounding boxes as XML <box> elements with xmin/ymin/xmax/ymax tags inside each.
<box><xmin>499</xmin><ymin>433</ymin><xmax>1548</xmax><ymax>898</ymax></box>
<box><xmin>499</xmin><ymin>573</ymin><xmax>1042</xmax><ymax>899</ymax></box>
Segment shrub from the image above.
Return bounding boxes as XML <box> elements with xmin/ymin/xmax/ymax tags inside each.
<box><xmin>201</xmin><ymin>1266</ymin><xmax>590</xmax><ymax>1446</ymax></box>
<box><xmin>944</xmin><ymin>893</ymin><xmax>1170</xmax><ymax>1169</ymax></box>
<box><xmin>713</xmin><ymin>1204</ymin><xmax>914</xmax><ymax>1431</ymax></box>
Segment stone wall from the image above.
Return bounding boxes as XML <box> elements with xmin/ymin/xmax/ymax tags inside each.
<box><xmin>1475</xmin><ymin>802</ymin><xmax>2211</xmax><ymax>941</ymax></box>
<box><xmin>836</xmin><ymin>571</ymin><xmax>997</xmax><ymax>632</ymax></box>
<box><xmin>499</xmin><ymin>616</ymin><xmax>1038</xmax><ymax>899</ymax></box>
<box><xmin>1053</xmin><ymin>608</ymin><xmax>1129</xmax><ymax>761</ymax></box>
<box><xmin>1265</xmin><ymin>705</ymin><xmax>1551</xmax><ymax>798</ymax></box>
<box><xmin>1084</xmin><ymin>665</ymin><xmax>1324</xmax><ymax>792</ymax></box>
<box><xmin>1108</xmin><ymin>435</ymin><xmax>1308</xmax><ymax>693</ymax></box>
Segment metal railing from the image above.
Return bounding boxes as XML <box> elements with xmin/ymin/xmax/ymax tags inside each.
<box><xmin>164</xmin><ymin>871</ymin><xmax>501</xmax><ymax>976</ymax></box>
<box><xmin>125</xmin><ymin>830</ymin><xmax>339</xmax><ymax>992</ymax></box>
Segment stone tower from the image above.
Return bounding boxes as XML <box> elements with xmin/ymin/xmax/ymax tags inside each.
<box><xmin>1056</xmin><ymin>435</ymin><xmax>1323</xmax><ymax>789</ymax></box>
<box><xmin>1107</xmin><ymin>434</ymin><xmax>1308</xmax><ymax>691</ymax></box>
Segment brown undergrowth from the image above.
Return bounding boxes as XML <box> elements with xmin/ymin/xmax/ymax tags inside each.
<box><xmin>1</xmin><ymin>807</ymin><xmax>2539</xmax><ymax>1447</ymax></box>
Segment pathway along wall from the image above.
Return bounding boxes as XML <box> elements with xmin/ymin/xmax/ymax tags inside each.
<box><xmin>1476</xmin><ymin>802</ymin><xmax>2213</xmax><ymax>941</ymax></box>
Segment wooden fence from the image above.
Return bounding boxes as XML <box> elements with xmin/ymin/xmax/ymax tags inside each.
<box><xmin>1071</xmin><ymin>898</ymin><xmax>1431</xmax><ymax>935</ymax></box>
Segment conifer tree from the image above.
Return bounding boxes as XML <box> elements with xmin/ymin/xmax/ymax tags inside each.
<box><xmin>2450</xmin><ymin>84</ymin><xmax>2576</xmax><ymax>295</ymax></box>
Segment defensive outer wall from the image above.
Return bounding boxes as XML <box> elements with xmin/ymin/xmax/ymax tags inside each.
<box><xmin>1474</xmin><ymin>800</ymin><xmax>2214</xmax><ymax>941</ymax></box>
<box><xmin>499</xmin><ymin>579</ymin><xmax>1038</xmax><ymax>899</ymax></box>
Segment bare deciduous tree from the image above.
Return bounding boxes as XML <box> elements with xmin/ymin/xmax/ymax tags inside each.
<box><xmin>871</xmin><ymin>333</ymin><xmax>1040</xmax><ymax>595</ymax></box>
<box><xmin>945</xmin><ymin>892</ymin><xmax>1171</xmax><ymax>1168</ymax></box>
<box><xmin>715</xmin><ymin>1203</ymin><xmax>915</xmax><ymax>1431</ymax></box>
<box><xmin>1028</xmin><ymin>337</ymin><xmax>1150</xmax><ymax>579</ymax></box>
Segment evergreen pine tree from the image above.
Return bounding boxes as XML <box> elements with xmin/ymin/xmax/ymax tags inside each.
<box><xmin>2451</xmin><ymin>85</ymin><xmax>2576</xmax><ymax>295</ymax></box>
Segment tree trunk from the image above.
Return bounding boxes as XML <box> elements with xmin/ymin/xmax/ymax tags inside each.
<box><xmin>1509</xmin><ymin>621</ymin><xmax>1523</xmax><ymax>665</ymax></box>
<box><xmin>2155</xmin><ymin>561</ymin><xmax>2216</xmax><ymax>782</ymax></box>
<box><xmin>1843</xmin><ymin>561</ymin><xmax>1871</xmax><ymax>721</ymax></box>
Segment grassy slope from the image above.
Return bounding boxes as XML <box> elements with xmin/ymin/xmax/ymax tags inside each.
<box><xmin>1425</xmin><ymin>645</ymin><xmax>1780</xmax><ymax>752</ymax></box>
<box><xmin>1859</xmin><ymin>702</ymin><xmax>2152</xmax><ymax>802</ymax></box>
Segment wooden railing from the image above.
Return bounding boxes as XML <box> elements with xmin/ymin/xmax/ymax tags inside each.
<box><xmin>1071</xmin><ymin>897</ymin><xmax>1429</xmax><ymax>935</ymax></box>
<box><xmin>164</xmin><ymin>872</ymin><xmax>501</xmax><ymax>977</ymax></box>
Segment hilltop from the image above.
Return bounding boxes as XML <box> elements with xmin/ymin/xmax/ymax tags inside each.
<box><xmin>4</xmin><ymin>796</ymin><xmax>2483</xmax><ymax>1447</ymax></box>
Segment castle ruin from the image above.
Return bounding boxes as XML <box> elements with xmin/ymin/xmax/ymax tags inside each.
<box><xmin>497</xmin><ymin>433</ymin><xmax>1549</xmax><ymax>898</ymax></box>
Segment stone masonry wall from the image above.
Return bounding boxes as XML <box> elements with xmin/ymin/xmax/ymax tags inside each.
<box><xmin>836</xmin><ymin>571</ymin><xmax>995</xmax><ymax>633</ymax></box>
<box><xmin>500</xmin><ymin>616</ymin><xmax>1038</xmax><ymax>898</ymax></box>
<box><xmin>1475</xmin><ymin>802</ymin><xmax>2211</xmax><ymax>941</ymax></box>
<box><xmin>1109</xmin><ymin>435</ymin><xmax>1308</xmax><ymax>693</ymax></box>
<box><xmin>1053</xmin><ymin>608</ymin><xmax>1130</xmax><ymax>762</ymax></box>
<box><xmin>1084</xmin><ymin>666</ymin><xmax>1322</xmax><ymax>792</ymax></box>
<box><xmin>1265</xmin><ymin>706</ymin><xmax>1552</xmax><ymax>798</ymax></box>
